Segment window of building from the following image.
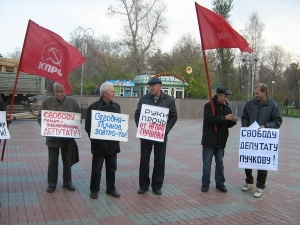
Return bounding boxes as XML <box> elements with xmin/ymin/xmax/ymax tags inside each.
<box><xmin>176</xmin><ymin>88</ymin><xmax>183</xmax><ymax>98</ymax></box>
<box><xmin>140</xmin><ymin>86</ymin><xmax>144</xmax><ymax>97</ymax></box>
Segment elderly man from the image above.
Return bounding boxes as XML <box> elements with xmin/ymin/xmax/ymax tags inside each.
<box><xmin>85</xmin><ymin>82</ymin><xmax>121</xmax><ymax>199</ymax></box>
<box><xmin>134</xmin><ymin>77</ymin><xmax>177</xmax><ymax>195</ymax></box>
<box><xmin>201</xmin><ymin>86</ymin><xmax>238</xmax><ymax>193</ymax></box>
<box><xmin>38</xmin><ymin>82</ymin><xmax>80</xmax><ymax>193</ymax></box>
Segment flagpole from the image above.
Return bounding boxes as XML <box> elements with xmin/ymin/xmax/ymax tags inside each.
<box><xmin>1</xmin><ymin>20</ymin><xmax>31</xmax><ymax>161</ymax></box>
<box><xmin>195</xmin><ymin>2</ymin><xmax>217</xmax><ymax>131</ymax></box>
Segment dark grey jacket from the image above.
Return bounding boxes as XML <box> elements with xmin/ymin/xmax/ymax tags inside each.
<box><xmin>134</xmin><ymin>92</ymin><xmax>178</xmax><ymax>142</ymax></box>
<box><xmin>85</xmin><ymin>98</ymin><xmax>121</xmax><ymax>156</ymax></box>
<box><xmin>241</xmin><ymin>96</ymin><xmax>282</xmax><ymax>128</ymax></box>
<box><xmin>201</xmin><ymin>95</ymin><xmax>236</xmax><ymax>148</ymax></box>
<box><xmin>38</xmin><ymin>96</ymin><xmax>80</xmax><ymax>148</ymax></box>
<box><xmin>0</xmin><ymin>99</ymin><xmax>5</xmax><ymax>111</ymax></box>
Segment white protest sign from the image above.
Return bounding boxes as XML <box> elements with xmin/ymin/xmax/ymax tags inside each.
<box><xmin>41</xmin><ymin>110</ymin><xmax>81</xmax><ymax>138</ymax></box>
<box><xmin>0</xmin><ymin>111</ymin><xmax>10</xmax><ymax>139</ymax></box>
<box><xmin>136</xmin><ymin>104</ymin><xmax>169</xmax><ymax>142</ymax></box>
<box><xmin>90</xmin><ymin>110</ymin><xmax>129</xmax><ymax>142</ymax></box>
<box><xmin>239</xmin><ymin>127</ymin><xmax>280</xmax><ymax>171</ymax></box>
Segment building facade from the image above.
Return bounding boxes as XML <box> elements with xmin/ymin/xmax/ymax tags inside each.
<box><xmin>106</xmin><ymin>79</ymin><xmax>136</xmax><ymax>97</ymax></box>
<box><xmin>134</xmin><ymin>73</ymin><xmax>188</xmax><ymax>98</ymax></box>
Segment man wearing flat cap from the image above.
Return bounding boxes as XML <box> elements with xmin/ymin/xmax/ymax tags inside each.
<box><xmin>201</xmin><ymin>86</ymin><xmax>238</xmax><ymax>193</ymax></box>
<box><xmin>134</xmin><ymin>77</ymin><xmax>177</xmax><ymax>195</ymax></box>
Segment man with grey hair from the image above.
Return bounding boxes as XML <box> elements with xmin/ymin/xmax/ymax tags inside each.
<box><xmin>85</xmin><ymin>82</ymin><xmax>121</xmax><ymax>199</ymax></box>
<box><xmin>38</xmin><ymin>82</ymin><xmax>80</xmax><ymax>193</ymax></box>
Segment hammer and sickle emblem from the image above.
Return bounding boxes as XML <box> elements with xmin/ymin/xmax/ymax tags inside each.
<box><xmin>46</xmin><ymin>47</ymin><xmax>63</xmax><ymax>66</ymax></box>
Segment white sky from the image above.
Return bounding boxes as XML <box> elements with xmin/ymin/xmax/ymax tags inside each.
<box><xmin>1</xmin><ymin>0</ymin><xmax>300</xmax><ymax>57</ymax></box>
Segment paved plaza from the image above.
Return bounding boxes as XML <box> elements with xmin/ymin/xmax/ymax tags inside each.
<box><xmin>0</xmin><ymin>117</ymin><xmax>299</xmax><ymax>224</ymax></box>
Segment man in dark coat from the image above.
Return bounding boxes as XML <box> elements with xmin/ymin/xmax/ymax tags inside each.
<box><xmin>241</xmin><ymin>83</ymin><xmax>282</xmax><ymax>198</ymax></box>
<box><xmin>38</xmin><ymin>82</ymin><xmax>80</xmax><ymax>193</ymax></box>
<box><xmin>85</xmin><ymin>82</ymin><xmax>121</xmax><ymax>199</ymax></box>
<box><xmin>201</xmin><ymin>86</ymin><xmax>237</xmax><ymax>193</ymax></box>
<box><xmin>134</xmin><ymin>77</ymin><xmax>177</xmax><ymax>195</ymax></box>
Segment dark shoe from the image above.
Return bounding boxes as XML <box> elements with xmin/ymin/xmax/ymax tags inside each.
<box><xmin>106</xmin><ymin>189</ymin><xmax>120</xmax><ymax>198</ymax></box>
<box><xmin>90</xmin><ymin>192</ymin><xmax>98</xmax><ymax>199</ymax></box>
<box><xmin>63</xmin><ymin>184</ymin><xmax>75</xmax><ymax>191</ymax></box>
<box><xmin>138</xmin><ymin>188</ymin><xmax>149</xmax><ymax>194</ymax></box>
<box><xmin>201</xmin><ymin>185</ymin><xmax>209</xmax><ymax>192</ymax></box>
<box><xmin>216</xmin><ymin>185</ymin><xmax>227</xmax><ymax>193</ymax></box>
<box><xmin>47</xmin><ymin>186</ymin><xmax>55</xmax><ymax>193</ymax></box>
<box><xmin>153</xmin><ymin>189</ymin><xmax>162</xmax><ymax>195</ymax></box>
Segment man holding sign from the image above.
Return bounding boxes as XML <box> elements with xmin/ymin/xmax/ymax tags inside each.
<box><xmin>241</xmin><ymin>83</ymin><xmax>282</xmax><ymax>198</ymax></box>
<box><xmin>134</xmin><ymin>77</ymin><xmax>177</xmax><ymax>195</ymax></box>
<box><xmin>85</xmin><ymin>82</ymin><xmax>122</xmax><ymax>199</ymax></box>
<box><xmin>38</xmin><ymin>82</ymin><xmax>80</xmax><ymax>193</ymax></box>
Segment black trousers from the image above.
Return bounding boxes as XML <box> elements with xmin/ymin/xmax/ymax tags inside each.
<box><xmin>90</xmin><ymin>154</ymin><xmax>117</xmax><ymax>193</ymax></box>
<box><xmin>139</xmin><ymin>140</ymin><xmax>167</xmax><ymax>190</ymax></box>
<box><xmin>48</xmin><ymin>146</ymin><xmax>71</xmax><ymax>188</ymax></box>
<box><xmin>245</xmin><ymin>169</ymin><xmax>268</xmax><ymax>189</ymax></box>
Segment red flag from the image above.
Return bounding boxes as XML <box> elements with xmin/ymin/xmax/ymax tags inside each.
<box><xmin>19</xmin><ymin>20</ymin><xmax>85</xmax><ymax>94</ymax></box>
<box><xmin>195</xmin><ymin>3</ymin><xmax>253</xmax><ymax>52</ymax></box>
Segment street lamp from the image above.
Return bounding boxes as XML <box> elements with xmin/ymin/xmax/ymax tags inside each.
<box><xmin>272</xmin><ymin>80</ymin><xmax>275</xmax><ymax>97</ymax></box>
<box><xmin>240</xmin><ymin>52</ymin><xmax>258</xmax><ymax>100</ymax></box>
<box><xmin>75</xmin><ymin>27</ymin><xmax>94</xmax><ymax>95</ymax></box>
<box><xmin>241</xmin><ymin>85</ymin><xmax>244</xmax><ymax>101</ymax></box>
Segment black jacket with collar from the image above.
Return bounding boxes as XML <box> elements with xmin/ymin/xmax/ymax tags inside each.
<box><xmin>85</xmin><ymin>98</ymin><xmax>121</xmax><ymax>156</ymax></box>
<box><xmin>201</xmin><ymin>95</ymin><xmax>236</xmax><ymax>148</ymax></box>
<box><xmin>134</xmin><ymin>91</ymin><xmax>178</xmax><ymax>142</ymax></box>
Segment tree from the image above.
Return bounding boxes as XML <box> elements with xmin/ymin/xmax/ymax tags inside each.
<box><xmin>241</xmin><ymin>12</ymin><xmax>265</xmax><ymax>92</ymax></box>
<box><xmin>108</xmin><ymin>0</ymin><xmax>168</xmax><ymax>75</ymax></box>
<box><xmin>6</xmin><ymin>47</ymin><xmax>21</xmax><ymax>60</ymax></box>
<box><xmin>69</xmin><ymin>31</ymin><xmax>134</xmax><ymax>95</ymax></box>
<box><xmin>211</xmin><ymin>0</ymin><xmax>236</xmax><ymax>88</ymax></box>
<box><xmin>243</xmin><ymin>12</ymin><xmax>264</xmax><ymax>53</ymax></box>
<box><xmin>283</xmin><ymin>63</ymin><xmax>300</xmax><ymax>108</ymax></box>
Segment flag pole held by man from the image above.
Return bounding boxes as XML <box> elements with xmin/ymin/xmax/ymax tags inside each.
<box><xmin>1</xmin><ymin>19</ymin><xmax>85</xmax><ymax>161</ymax></box>
<box><xmin>194</xmin><ymin>2</ymin><xmax>253</xmax><ymax>131</ymax></box>
<box><xmin>19</xmin><ymin>19</ymin><xmax>85</xmax><ymax>94</ymax></box>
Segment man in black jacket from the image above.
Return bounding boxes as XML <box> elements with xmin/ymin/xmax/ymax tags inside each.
<box><xmin>201</xmin><ymin>86</ymin><xmax>238</xmax><ymax>193</ymax></box>
<box><xmin>85</xmin><ymin>82</ymin><xmax>121</xmax><ymax>199</ymax></box>
<box><xmin>134</xmin><ymin>78</ymin><xmax>177</xmax><ymax>195</ymax></box>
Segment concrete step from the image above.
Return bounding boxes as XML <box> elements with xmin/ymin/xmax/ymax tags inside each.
<box><xmin>6</xmin><ymin>104</ymin><xmax>26</xmax><ymax>114</ymax></box>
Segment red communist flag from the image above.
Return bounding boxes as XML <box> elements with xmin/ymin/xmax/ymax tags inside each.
<box><xmin>19</xmin><ymin>20</ymin><xmax>85</xmax><ymax>94</ymax></box>
<box><xmin>195</xmin><ymin>3</ymin><xmax>253</xmax><ymax>52</ymax></box>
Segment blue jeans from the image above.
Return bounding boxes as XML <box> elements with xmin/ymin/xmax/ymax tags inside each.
<box><xmin>202</xmin><ymin>146</ymin><xmax>225</xmax><ymax>187</ymax></box>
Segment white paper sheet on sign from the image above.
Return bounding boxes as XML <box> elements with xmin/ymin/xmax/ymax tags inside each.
<box><xmin>90</xmin><ymin>110</ymin><xmax>129</xmax><ymax>142</ymax></box>
<box><xmin>239</xmin><ymin>123</ymin><xmax>280</xmax><ymax>171</ymax></box>
<box><xmin>136</xmin><ymin>104</ymin><xmax>169</xmax><ymax>142</ymax></box>
<box><xmin>41</xmin><ymin>110</ymin><xmax>82</xmax><ymax>138</ymax></box>
<box><xmin>0</xmin><ymin>111</ymin><xmax>10</xmax><ymax>139</ymax></box>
